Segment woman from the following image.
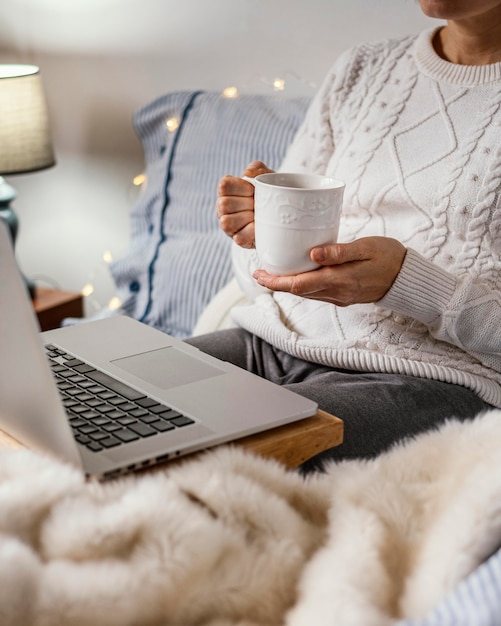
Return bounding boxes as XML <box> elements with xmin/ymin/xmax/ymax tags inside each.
<box><xmin>187</xmin><ymin>0</ymin><xmax>501</xmax><ymax>470</ymax></box>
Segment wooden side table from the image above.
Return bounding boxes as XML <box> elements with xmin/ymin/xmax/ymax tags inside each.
<box><xmin>33</xmin><ymin>287</ymin><xmax>84</xmax><ymax>331</ymax></box>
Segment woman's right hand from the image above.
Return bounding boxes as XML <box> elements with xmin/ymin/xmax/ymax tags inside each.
<box><xmin>216</xmin><ymin>160</ymin><xmax>273</xmax><ymax>249</ymax></box>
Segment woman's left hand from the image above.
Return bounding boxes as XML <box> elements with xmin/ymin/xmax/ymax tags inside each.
<box><xmin>252</xmin><ymin>236</ymin><xmax>407</xmax><ymax>306</ymax></box>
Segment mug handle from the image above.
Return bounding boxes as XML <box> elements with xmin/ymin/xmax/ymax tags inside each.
<box><xmin>242</xmin><ymin>175</ymin><xmax>257</xmax><ymax>187</ymax></box>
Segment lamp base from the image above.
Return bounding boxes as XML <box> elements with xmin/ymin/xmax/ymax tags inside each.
<box><xmin>0</xmin><ymin>177</ymin><xmax>36</xmax><ymax>300</ymax></box>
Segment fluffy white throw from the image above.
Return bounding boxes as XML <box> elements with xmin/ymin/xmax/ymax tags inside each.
<box><xmin>2</xmin><ymin>409</ymin><xmax>501</xmax><ymax>626</ymax></box>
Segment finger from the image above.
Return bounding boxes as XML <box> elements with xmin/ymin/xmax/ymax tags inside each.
<box><xmin>243</xmin><ymin>161</ymin><xmax>274</xmax><ymax>178</ymax></box>
<box><xmin>218</xmin><ymin>211</ymin><xmax>255</xmax><ymax>237</ymax></box>
<box><xmin>232</xmin><ymin>222</ymin><xmax>255</xmax><ymax>248</ymax></box>
<box><xmin>218</xmin><ymin>174</ymin><xmax>255</xmax><ymax>198</ymax></box>
<box><xmin>216</xmin><ymin>195</ymin><xmax>254</xmax><ymax>218</ymax></box>
<box><xmin>310</xmin><ymin>243</ymin><xmax>361</xmax><ymax>267</ymax></box>
<box><xmin>252</xmin><ymin>270</ymin><xmax>325</xmax><ymax>296</ymax></box>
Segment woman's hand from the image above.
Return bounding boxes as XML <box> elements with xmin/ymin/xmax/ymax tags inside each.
<box><xmin>252</xmin><ymin>236</ymin><xmax>407</xmax><ymax>306</ymax></box>
<box><xmin>216</xmin><ymin>161</ymin><xmax>273</xmax><ymax>249</ymax></box>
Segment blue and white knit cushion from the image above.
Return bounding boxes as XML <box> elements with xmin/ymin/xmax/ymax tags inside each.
<box><xmin>109</xmin><ymin>90</ymin><xmax>310</xmax><ymax>338</ymax></box>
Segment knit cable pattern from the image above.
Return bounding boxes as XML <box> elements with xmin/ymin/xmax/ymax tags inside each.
<box><xmin>424</xmin><ymin>88</ymin><xmax>501</xmax><ymax>265</ymax></box>
<box><xmin>345</xmin><ymin>44</ymin><xmax>419</xmax><ymax>210</ymax></box>
<box><xmin>474</xmin><ymin>141</ymin><xmax>501</xmax><ymax>277</ymax></box>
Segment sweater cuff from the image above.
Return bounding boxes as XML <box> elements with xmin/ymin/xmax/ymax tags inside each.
<box><xmin>378</xmin><ymin>248</ymin><xmax>457</xmax><ymax>325</ymax></box>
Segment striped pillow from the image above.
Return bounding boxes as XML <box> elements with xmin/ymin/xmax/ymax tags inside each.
<box><xmin>109</xmin><ymin>90</ymin><xmax>310</xmax><ymax>338</ymax></box>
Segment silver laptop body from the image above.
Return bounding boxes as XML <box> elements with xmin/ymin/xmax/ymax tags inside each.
<box><xmin>0</xmin><ymin>221</ymin><xmax>317</xmax><ymax>479</ymax></box>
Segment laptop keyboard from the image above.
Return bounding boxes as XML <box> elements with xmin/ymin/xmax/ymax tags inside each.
<box><xmin>45</xmin><ymin>344</ymin><xmax>195</xmax><ymax>453</ymax></box>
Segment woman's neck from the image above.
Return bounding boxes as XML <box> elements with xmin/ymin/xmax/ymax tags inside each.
<box><xmin>435</xmin><ymin>9</ymin><xmax>501</xmax><ymax>65</ymax></box>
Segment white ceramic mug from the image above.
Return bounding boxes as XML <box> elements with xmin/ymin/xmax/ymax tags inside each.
<box><xmin>245</xmin><ymin>172</ymin><xmax>345</xmax><ymax>275</ymax></box>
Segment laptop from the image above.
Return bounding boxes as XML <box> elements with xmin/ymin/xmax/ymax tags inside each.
<box><xmin>0</xmin><ymin>220</ymin><xmax>317</xmax><ymax>479</ymax></box>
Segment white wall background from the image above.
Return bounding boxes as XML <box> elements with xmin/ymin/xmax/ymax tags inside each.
<box><xmin>0</xmin><ymin>0</ymin><xmax>437</xmax><ymax>315</ymax></box>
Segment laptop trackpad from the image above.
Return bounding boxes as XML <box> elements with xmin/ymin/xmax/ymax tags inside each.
<box><xmin>111</xmin><ymin>346</ymin><xmax>224</xmax><ymax>390</ymax></box>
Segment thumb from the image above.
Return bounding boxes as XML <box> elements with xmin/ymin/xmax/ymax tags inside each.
<box><xmin>311</xmin><ymin>242</ymin><xmax>360</xmax><ymax>266</ymax></box>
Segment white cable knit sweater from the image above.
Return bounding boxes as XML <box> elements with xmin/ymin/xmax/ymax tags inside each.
<box><xmin>232</xmin><ymin>27</ymin><xmax>501</xmax><ymax>408</ymax></box>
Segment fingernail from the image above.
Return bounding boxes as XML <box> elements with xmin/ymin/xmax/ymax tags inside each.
<box><xmin>312</xmin><ymin>247</ymin><xmax>325</xmax><ymax>263</ymax></box>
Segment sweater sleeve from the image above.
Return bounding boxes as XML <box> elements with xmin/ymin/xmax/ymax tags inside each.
<box><xmin>378</xmin><ymin>248</ymin><xmax>501</xmax><ymax>371</ymax></box>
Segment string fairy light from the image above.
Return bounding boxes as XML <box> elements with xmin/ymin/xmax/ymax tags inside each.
<box><xmin>81</xmin><ymin>283</ymin><xmax>94</xmax><ymax>297</ymax></box>
<box><xmin>165</xmin><ymin>117</ymin><xmax>180</xmax><ymax>132</ymax></box>
<box><xmin>108</xmin><ymin>296</ymin><xmax>122</xmax><ymax>311</ymax></box>
<box><xmin>222</xmin><ymin>86</ymin><xmax>239</xmax><ymax>98</ymax></box>
<box><xmin>132</xmin><ymin>173</ymin><xmax>146</xmax><ymax>187</ymax></box>
<box><xmin>273</xmin><ymin>78</ymin><xmax>285</xmax><ymax>91</ymax></box>
<box><xmin>102</xmin><ymin>250</ymin><xmax>113</xmax><ymax>264</ymax></box>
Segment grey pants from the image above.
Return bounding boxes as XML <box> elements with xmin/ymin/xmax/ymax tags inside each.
<box><xmin>185</xmin><ymin>328</ymin><xmax>493</xmax><ymax>472</ymax></box>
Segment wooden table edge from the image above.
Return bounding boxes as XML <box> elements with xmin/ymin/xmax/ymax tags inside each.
<box><xmin>0</xmin><ymin>409</ymin><xmax>343</xmax><ymax>471</ymax></box>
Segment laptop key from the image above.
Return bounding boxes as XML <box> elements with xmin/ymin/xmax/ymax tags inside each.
<box><xmin>79</xmin><ymin>424</ymin><xmax>99</xmax><ymax>434</ymax></box>
<box><xmin>128</xmin><ymin>422</ymin><xmax>157</xmax><ymax>438</ymax></box>
<box><xmin>117</xmin><ymin>416</ymin><xmax>137</xmax><ymax>426</ymax></box>
<box><xmin>106</xmin><ymin>410</ymin><xmax>127</xmax><ymax>420</ymax></box>
<box><xmin>69</xmin><ymin>405</ymin><xmax>92</xmax><ymax>414</ymax></box>
<box><xmin>99</xmin><ymin>436</ymin><xmax>121</xmax><ymax>448</ymax></box>
<box><xmin>68</xmin><ymin>375</ymin><xmax>87</xmax><ymax>384</ymax></box>
<box><xmin>114</xmin><ymin>428</ymin><xmax>140</xmax><ymax>443</ymax></box>
<box><xmin>62</xmin><ymin>397</ymin><xmax>78</xmax><ymax>407</ymax></box>
<box><xmin>51</xmin><ymin>364</ymin><xmax>69</xmax><ymax>373</ymax></box>
<box><xmin>70</xmin><ymin>418</ymin><xmax>87</xmax><ymax>428</ymax></box>
<box><xmin>57</xmin><ymin>381</ymin><xmax>74</xmax><ymax>390</ymax></box>
<box><xmin>102</xmin><ymin>423</ymin><xmax>123</xmax><ymax>432</ymax></box>
<box><xmin>98</xmin><ymin>391</ymin><xmax>116</xmax><ymax>400</ymax></box>
<box><xmin>150</xmin><ymin>419</ymin><xmax>176</xmax><ymax>432</ymax></box>
<box><xmin>108</xmin><ymin>396</ymin><xmax>129</xmax><ymax>406</ymax></box>
<box><xmin>59</xmin><ymin>370</ymin><xmax>77</xmax><ymax>378</ymax></box>
<box><xmin>138</xmin><ymin>414</ymin><xmax>161</xmax><ymax>424</ymax></box>
<box><xmin>158</xmin><ymin>410</ymin><xmax>183</xmax><ymax>420</ymax></box>
<box><xmin>149</xmin><ymin>404</ymin><xmax>172</xmax><ymax>414</ymax></box>
<box><xmin>72</xmin><ymin>363</ymin><xmax>97</xmax><ymax>374</ymax></box>
<box><xmin>89</xmin><ymin>431</ymin><xmax>111</xmax><ymax>441</ymax></box>
<box><xmin>90</xmin><ymin>417</ymin><xmax>111</xmax><ymax>426</ymax></box>
<box><xmin>96</xmin><ymin>405</ymin><xmax>118</xmax><ymax>414</ymax></box>
<box><xmin>169</xmin><ymin>416</ymin><xmax>195</xmax><ymax>427</ymax></box>
<box><xmin>136</xmin><ymin>397</ymin><xmax>163</xmax><ymax>409</ymax></box>
<box><xmin>83</xmin><ymin>370</ymin><xmax>146</xmax><ymax>401</ymax></box>
<box><xmin>75</xmin><ymin>434</ymin><xmax>91</xmax><ymax>444</ymax></box>
<box><xmin>63</xmin><ymin>358</ymin><xmax>85</xmax><ymax>367</ymax></box>
<box><xmin>74</xmin><ymin>393</ymin><xmax>93</xmax><ymax>403</ymax></box>
<box><xmin>86</xmin><ymin>399</ymin><xmax>106</xmax><ymax>408</ymax></box>
<box><xmin>115</xmin><ymin>402</ymin><xmax>136</xmax><ymax>412</ymax></box>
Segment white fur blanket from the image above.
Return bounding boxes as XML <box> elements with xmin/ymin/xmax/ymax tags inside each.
<box><xmin>2</xmin><ymin>410</ymin><xmax>501</xmax><ymax>626</ymax></box>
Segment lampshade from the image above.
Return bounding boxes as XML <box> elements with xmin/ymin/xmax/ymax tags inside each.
<box><xmin>0</xmin><ymin>64</ymin><xmax>55</xmax><ymax>175</ymax></box>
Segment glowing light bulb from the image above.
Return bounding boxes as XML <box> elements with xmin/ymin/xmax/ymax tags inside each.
<box><xmin>165</xmin><ymin>117</ymin><xmax>180</xmax><ymax>132</ymax></box>
<box><xmin>81</xmin><ymin>283</ymin><xmax>94</xmax><ymax>297</ymax></box>
<box><xmin>222</xmin><ymin>86</ymin><xmax>239</xmax><ymax>98</ymax></box>
<box><xmin>133</xmin><ymin>173</ymin><xmax>146</xmax><ymax>186</ymax></box>
<box><xmin>273</xmin><ymin>78</ymin><xmax>285</xmax><ymax>91</ymax></box>
<box><xmin>102</xmin><ymin>250</ymin><xmax>113</xmax><ymax>264</ymax></box>
<box><xmin>108</xmin><ymin>296</ymin><xmax>122</xmax><ymax>311</ymax></box>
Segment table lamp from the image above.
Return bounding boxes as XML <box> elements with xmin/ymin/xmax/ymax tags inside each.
<box><xmin>0</xmin><ymin>64</ymin><xmax>56</xmax><ymax>299</ymax></box>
